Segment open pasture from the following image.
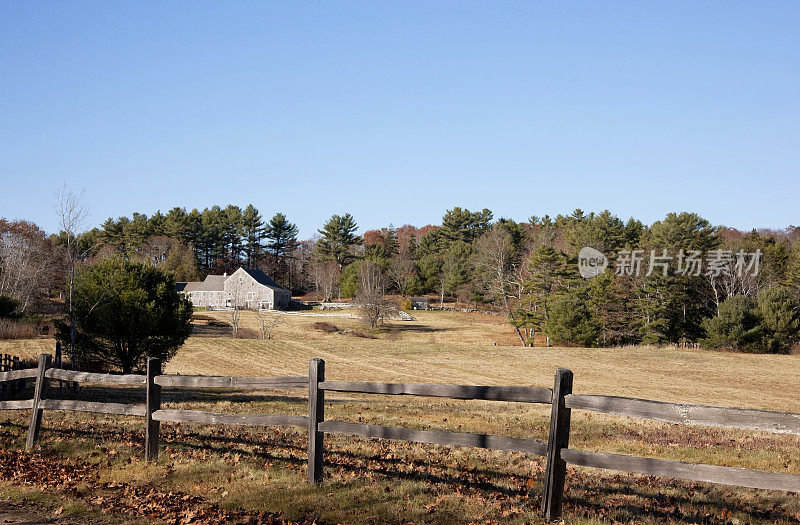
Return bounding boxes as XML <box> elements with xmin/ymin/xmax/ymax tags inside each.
<box><xmin>2</xmin><ymin>309</ymin><xmax>800</xmax><ymax>523</ymax></box>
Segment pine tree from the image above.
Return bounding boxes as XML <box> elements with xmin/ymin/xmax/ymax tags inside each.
<box><xmin>439</xmin><ymin>207</ymin><xmax>493</xmax><ymax>244</ymax></box>
<box><xmin>265</xmin><ymin>212</ymin><xmax>299</xmax><ymax>283</ymax></box>
<box><xmin>223</xmin><ymin>205</ymin><xmax>244</xmax><ymax>266</ymax></box>
<box><xmin>316</xmin><ymin>213</ymin><xmax>361</xmax><ymax>269</ymax></box>
<box><xmin>514</xmin><ymin>245</ymin><xmax>574</xmax><ymax>346</ymax></box>
<box><xmin>164</xmin><ymin>207</ymin><xmax>189</xmax><ymax>240</ymax></box>
<box><xmin>147</xmin><ymin>211</ymin><xmax>166</xmax><ymax>237</ymax></box>
<box><xmin>125</xmin><ymin>213</ymin><xmax>150</xmax><ymax>251</ymax></box>
<box><xmin>242</xmin><ymin>204</ymin><xmax>265</xmax><ymax>268</ymax></box>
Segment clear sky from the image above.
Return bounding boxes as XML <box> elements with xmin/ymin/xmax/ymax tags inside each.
<box><xmin>1</xmin><ymin>2</ymin><xmax>798</xmax><ymax>237</ymax></box>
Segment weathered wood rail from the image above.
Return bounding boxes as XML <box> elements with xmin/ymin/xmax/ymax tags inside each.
<box><xmin>546</xmin><ymin>389</ymin><xmax>800</xmax><ymax>519</ymax></box>
<box><xmin>2</xmin><ymin>351</ymin><xmax>800</xmax><ymax>521</ymax></box>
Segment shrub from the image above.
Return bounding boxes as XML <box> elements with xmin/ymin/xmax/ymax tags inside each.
<box><xmin>0</xmin><ymin>295</ymin><xmax>20</xmax><ymax>318</ymax></box>
<box><xmin>339</xmin><ymin>263</ymin><xmax>358</xmax><ymax>299</ymax></box>
<box><xmin>55</xmin><ymin>257</ymin><xmax>193</xmax><ymax>373</ymax></box>
<box><xmin>702</xmin><ymin>295</ymin><xmax>762</xmax><ymax>351</ymax></box>
<box><xmin>400</xmin><ymin>298</ymin><xmax>413</xmax><ymax>311</ymax></box>
<box><xmin>756</xmin><ymin>286</ymin><xmax>800</xmax><ymax>354</ymax></box>
<box><xmin>312</xmin><ymin>321</ymin><xmax>339</xmax><ymax>333</ymax></box>
<box><xmin>0</xmin><ymin>319</ymin><xmax>38</xmax><ymax>339</ymax></box>
<box><xmin>544</xmin><ymin>294</ymin><xmax>599</xmax><ymax>347</ymax></box>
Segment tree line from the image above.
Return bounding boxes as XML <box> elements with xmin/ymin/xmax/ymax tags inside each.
<box><xmin>2</xmin><ymin>203</ymin><xmax>800</xmax><ymax>352</ymax></box>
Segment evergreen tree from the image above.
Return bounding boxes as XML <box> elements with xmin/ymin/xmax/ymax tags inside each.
<box><xmin>544</xmin><ymin>294</ymin><xmax>599</xmax><ymax>347</ymax></box>
<box><xmin>757</xmin><ymin>286</ymin><xmax>800</xmax><ymax>354</ymax></box>
<box><xmin>125</xmin><ymin>213</ymin><xmax>150</xmax><ymax>251</ymax></box>
<box><xmin>54</xmin><ymin>258</ymin><xmax>192</xmax><ymax>374</ymax></box>
<box><xmin>514</xmin><ymin>245</ymin><xmax>574</xmax><ymax>346</ymax></box>
<box><xmin>147</xmin><ymin>211</ymin><xmax>166</xmax><ymax>236</ymax></box>
<box><xmin>242</xmin><ymin>204</ymin><xmax>265</xmax><ymax>268</ymax></box>
<box><xmin>588</xmin><ymin>273</ymin><xmax>638</xmax><ymax>346</ymax></box>
<box><xmin>100</xmin><ymin>217</ymin><xmax>126</xmax><ymax>255</ymax></box>
<box><xmin>164</xmin><ymin>207</ymin><xmax>189</xmax><ymax>240</ymax></box>
<box><xmin>442</xmin><ymin>240</ymin><xmax>472</xmax><ymax>295</ymax></box>
<box><xmin>439</xmin><ymin>207</ymin><xmax>493</xmax><ymax>244</ymax></box>
<box><xmin>702</xmin><ymin>295</ymin><xmax>762</xmax><ymax>351</ymax></box>
<box><xmin>200</xmin><ymin>206</ymin><xmax>225</xmax><ymax>270</ymax></box>
<box><xmin>339</xmin><ymin>262</ymin><xmax>359</xmax><ymax>298</ymax></box>
<box><xmin>265</xmin><ymin>212</ymin><xmax>299</xmax><ymax>285</ymax></box>
<box><xmin>185</xmin><ymin>209</ymin><xmax>204</xmax><ymax>268</ymax></box>
<box><xmin>316</xmin><ymin>213</ymin><xmax>361</xmax><ymax>269</ymax></box>
<box><xmin>223</xmin><ymin>204</ymin><xmax>244</xmax><ymax>265</ymax></box>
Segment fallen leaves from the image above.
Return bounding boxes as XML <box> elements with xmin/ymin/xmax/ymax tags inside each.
<box><xmin>0</xmin><ymin>449</ymin><xmax>313</xmax><ymax>524</ymax></box>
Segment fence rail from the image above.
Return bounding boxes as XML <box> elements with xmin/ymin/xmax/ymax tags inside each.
<box><xmin>45</xmin><ymin>368</ymin><xmax>146</xmax><ymax>386</ymax></box>
<box><xmin>154</xmin><ymin>375</ymin><xmax>307</xmax><ymax>389</ymax></box>
<box><xmin>39</xmin><ymin>399</ymin><xmax>147</xmax><ymax>417</ymax></box>
<box><xmin>560</xmin><ymin>448</ymin><xmax>800</xmax><ymax>493</ymax></box>
<box><xmin>318</xmin><ymin>420</ymin><xmax>549</xmax><ymax>455</ymax></box>
<box><xmin>318</xmin><ymin>380</ymin><xmax>553</xmax><ymax>403</ymax></box>
<box><xmin>0</xmin><ymin>399</ymin><xmax>33</xmax><ymax>410</ymax></box>
<box><xmin>3</xmin><ymin>350</ymin><xmax>800</xmax><ymax>522</ymax></box>
<box><xmin>152</xmin><ymin>409</ymin><xmax>308</xmax><ymax>427</ymax></box>
<box><xmin>564</xmin><ymin>394</ymin><xmax>800</xmax><ymax>435</ymax></box>
<box><xmin>0</xmin><ymin>368</ymin><xmax>38</xmax><ymax>382</ymax></box>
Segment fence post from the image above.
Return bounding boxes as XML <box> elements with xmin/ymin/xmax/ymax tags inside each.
<box><xmin>145</xmin><ymin>357</ymin><xmax>162</xmax><ymax>462</ymax></box>
<box><xmin>541</xmin><ymin>367</ymin><xmax>573</xmax><ymax>521</ymax></box>
<box><xmin>1</xmin><ymin>354</ymin><xmax>7</xmax><ymax>400</ymax></box>
<box><xmin>55</xmin><ymin>342</ymin><xmax>64</xmax><ymax>399</ymax></box>
<box><xmin>307</xmin><ymin>358</ymin><xmax>325</xmax><ymax>484</ymax></box>
<box><xmin>12</xmin><ymin>356</ymin><xmax>20</xmax><ymax>395</ymax></box>
<box><xmin>26</xmin><ymin>353</ymin><xmax>52</xmax><ymax>451</ymax></box>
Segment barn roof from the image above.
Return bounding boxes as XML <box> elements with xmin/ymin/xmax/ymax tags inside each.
<box><xmin>192</xmin><ymin>274</ymin><xmax>226</xmax><ymax>291</ymax></box>
<box><xmin>240</xmin><ymin>268</ymin><xmax>288</xmax><ymax>291</ymax></box>
<box><xmin>176</xmin><ymin>281</ymin><xmax>204</xmax><ymax>292</ymax></box>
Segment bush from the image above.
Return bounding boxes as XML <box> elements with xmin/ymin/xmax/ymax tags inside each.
<box><xmin>312</xmin><ymin>321</ymin><xmax>339</xmax><ymax>333</ymax></box>
<box><xmin>756</xmin><ymin>286</ymin><xmax>800</xmax><ymax>354</ymax></box>
<box><xmin>702</xmin><ymin>295</ymin><xmax>762</xmax><ymax>351</ymax></box>
<box><xmin>339</xmin><ymin>263</ymin><xmax>358</xmax><ymax>299</ymax></box>
<box><xmin>0</xmin><ymin>319</ymin><xmax>38</xmax><ymax>339</ymax></box>
<box><xmin>544</xmin><ymin>295</ymin><xmax>599</xmax><ymax>347</ymax></box>
<box><xmin>400</xmin><ymin>298</ymin><xmax>413</xmax><ymax>311</ymax></box>
<box><xmin>703</xmin><ymin>288</ymin><xmax>800</xmax><ymax>354</ymax></box>
<box><xmin>0</xmin><ymin>295</ymin><xmax>20</xmax><ymax>318</ymax></box>
<box><xmin>55</xmin><ymin>257</ymin><xmax>193</xmax><ymax>373</ymax></box>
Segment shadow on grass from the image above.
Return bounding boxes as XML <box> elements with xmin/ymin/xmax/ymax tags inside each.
<box><xmin>5</xmin><ymin>418</ymin><xmax>799</xmax><ymax>523</ymax></box>
<box><xmin>565</xmin><ymin>475</ymin><xmax>798</xmax><ymax>523</ymax></box>
<box><xmin>381</xmin><ymin>323</ymin><xmax>454</xmax><ymax>334</ymax></box>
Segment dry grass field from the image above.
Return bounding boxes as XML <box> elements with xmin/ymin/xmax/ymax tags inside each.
<box><xmin>2</xmin><ymin>308</ymin><xmax>800</xmax><ymax>523</ymax></box>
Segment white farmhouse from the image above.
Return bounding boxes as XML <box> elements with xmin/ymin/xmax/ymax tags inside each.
<box><xmin>176</xmin><ymin>268</ymin><xmax>291</xmax><ymax>310</ymax></box>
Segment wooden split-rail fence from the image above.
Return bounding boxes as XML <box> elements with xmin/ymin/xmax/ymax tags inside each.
<box><xmin>1</xmin><ymin>353</ymin><xmax>27</xmax><ymax>400</ymax></box>
<box><xmin>2</xmin><ymin>354</ymin><xmax>800</xmax><ymax>520</ymax></box>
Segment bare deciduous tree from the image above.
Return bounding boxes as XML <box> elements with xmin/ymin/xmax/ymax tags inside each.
<box><xmin>56</xmin><ymin>186</ymin><xmax>89</xmax><ymax>365</ymax></box>
<box><xmin>310</xmin><ymin>259</ymin><xmax>341</xmax><ymax>301</ymax></box>
<box><xmin>387</xmin><ymin>254</ymin><xmax>416</xmax><ymax>295</ymax></box>
<box><xmin>255</xmin><ymin>310</ymin><xmax>284</xmax><ymax>340</ymax></box>
<box><xmin>0</xmin><ymin>219</ymin><xmax>57</xmax><ymax>312</ymax></box>
<box><xmin>356</xmin><ymin>260</ymin><xmax>387</xmax><ymax>328</ymax></box>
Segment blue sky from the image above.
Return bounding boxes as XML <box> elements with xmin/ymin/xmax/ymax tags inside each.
<box><xmin>1</xmin><ymin>2</ymin><xmax>798</xmax><ymax>237</ymax></box>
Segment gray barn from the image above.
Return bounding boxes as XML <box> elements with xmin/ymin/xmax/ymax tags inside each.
<box><xmin>177</xmin><ymin>268</ymin><xmax>291</xmax><ymax>310</ymax></box>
